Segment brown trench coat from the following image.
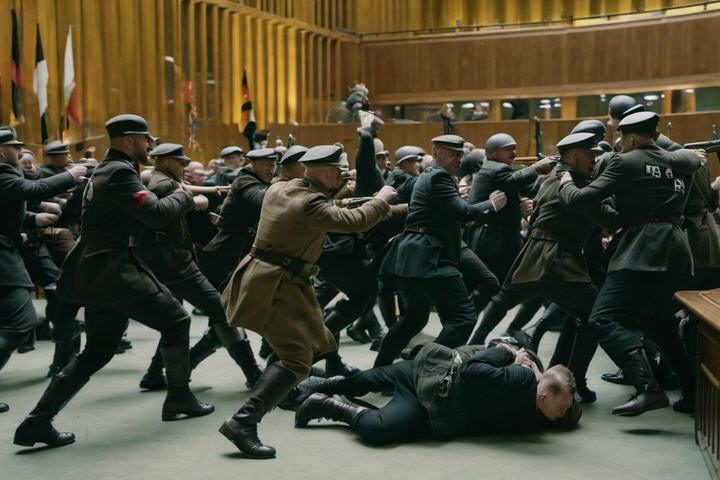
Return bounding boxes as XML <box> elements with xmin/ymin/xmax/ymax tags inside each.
<box><xmin>222</xmin><ymin>176</ymin><xmax>392</xmax><ymax>380</ymax></box>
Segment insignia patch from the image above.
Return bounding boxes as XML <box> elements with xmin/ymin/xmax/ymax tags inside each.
<box><xmin>645</xmin><ymin>164</ymin><xmax>661</xmax><ymax>178</ymax></box>
<box><xmin>674</xmin><ymin>178</ymin><xmax>685</xmax><ymax>194</ymax></box>
<box><xmin>132</xmin><ymin>191</ymin><xmax>148</xmax><ymax>209</ymax></box>
<box><xmin>85</xmin><ymin>180</ymin><xmax>94</xmax><ymax>202</ymax></box>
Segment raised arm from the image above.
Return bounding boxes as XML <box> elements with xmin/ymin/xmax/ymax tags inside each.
<box><xmin>353</xmin><ymin>130</ymin><xmax>385</xmax><ymax>197</ymax></box>
<box><xmin>432</xmin><ymin>172</ymin><xmax>497</xmax><ymax>223</ymax></box>
<box><xmin>559</xmin><ymin>154</ymin><xmax>626</xmax><ymax>211</ymax></box>
<box><xmin>0</xmin><ymin>170</ymin><xmax>75</xmax><ymax>201</ymax></box>
<box><xmin>304</xmin><ymin>194</ymin><xmax>390</xmax><ymax>233</ymax></box>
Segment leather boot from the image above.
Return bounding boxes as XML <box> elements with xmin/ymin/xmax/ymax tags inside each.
<box><xmin>346</xmin><ymin>322</ymin><xmax>372</xmax><ymax>344</ymax></box>
<box><xmin>226</xmin><ymin>339</ymin><xmax>263</xmax><ymax>388</ymax></box>
<box><xmin>601</xmin><ymin>368</ymin><xmax>631</xmax><ymax>385</ymax></box>
<box><xmin>161</xmin><ymin>344</ymin><xmax>214</xmax><ymax>421</ymax></box>
<box><xmin>139</xmin><ymin>344</ymin><xmax>166</xmax><ymax>390</ymax></box>
<box><xmin>324</xmin><ymin>308</ymin><xmax>356</xmax><ymax>339</ymax></box>
<box><xmin>258</xmin><ymin>338</ymin><xmax>274</xmax><ymax>359</ymax></box>
<box><xmin>0</xmin><ymin>402</ymin><xmax>8</xmax><ymax>413</ymax></box>
<box><xmin>47</xmin><ymin>339</ymin><xmax>78</xmax><ymax>378</ymax></box>
<box><xmin>324</xmin><ymin>351</ymin><xmax>360</xmax><ymax>377</ymax></box>
<box><xmin>295</xmin><ymin>393</ymin><xmax>365</xmax><ymax>428</ymax></box>
<box><xmin>14</xmin><ymin>359</ymin><xmax>89</xmax><ymax>447</ymax></box>
<box><xmin>189</xmin><ymin>328</ymin><xmax>221</xmax><ymax>370</ymax></box>
<box><xmin>362</xmin><ymin>310</ymin><xmax>385</xmax><ymax>343</ymax></box>
<box><xmin>565</xmin><ymin>322</ymin><xmax>598</xmax><ymax>404</ymax></box>
<box><xmin>218</xmin><ymin>362</ymin><xmax>297</xmax><ymax>458</ymax></box>
<box><xmin>611</xmin><ymin>348</ymin><xmax>669</xmax><ymax>416</ymax></box>
<box><xmin>468</xmin><ymin>300</ymin><xmax>506</xmax><ymax>346</ymax></box>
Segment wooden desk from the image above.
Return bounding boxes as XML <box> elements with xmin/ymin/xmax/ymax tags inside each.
<box><xmin>675</xmin><ymin>289</ymin><xmax>720</xmax><ymax>480</ymax></box>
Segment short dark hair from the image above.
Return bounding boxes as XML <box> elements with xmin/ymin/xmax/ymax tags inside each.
<box><xmin>543</xmin><ymin>365</ymin><xmax>576</xmax><ymax>396</ymax></box>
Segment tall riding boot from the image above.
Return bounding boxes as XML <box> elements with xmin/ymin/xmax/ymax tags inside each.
<box><xmin>468</xmin><ymin>300</ymin><xmax>506</xmax><ymax>346</ymax></box>
<box><xmin>295</xmin><ymin>393</ymin><xmax>365</xmax><ymax>428</ymax></box>
<box><xmin>0</xmin><ymin>402</ymin><xmax>8</xmax><ymax>413</ymax></box>
<box><xmin>226</xmin><ymin>339</ymin><xmax>263</xmax><ymax>388</ymax></box>
<box><xmin>47</xmin><ymin>338</ymin><xmax>79</xmax><ymax>378</ymax></box>
<box><xmin>361</xmin><ymin>309</ymin><xmax>385</xmax><ymax>342</ymax></box>
<box><xmin>259</xmin><ymin>338</ymin><xmax>274</xmax><ymax>359</ymax></box>
<box><xmin>566</xmin><ymin>323</ymin><xmax>599</xmax><ymax>404</ymax></box>
<box><xmin>161</xmin><ymin>344</ymin><xmax>214</xmax><ymax>421</ymax></box>
<box><xmin>505</xmin><ymin>298</ymin><xmax>544</xmax><ymax>336</ymax></box>
<box><xmin>219</xmin><ymin>362</ymin><xmax>297</xmax><ymax>458</ymax></box>
<box><xmin>139</xmin><ymin>343</ymin><xmax>167</xmax><ymax>390</ymax></box>
<box><xmin>14</xmin><ymin>358</ymin><xmax>89</xmax><ymax>447</ymax></box>
<box><xmin>611</xmin><ymin>348</ymin><xmax>669</xmax><ymax>416</ymax></box>
<box><xmin>525</xmin><ymin>304</ymin><xmax>567</xmax><ymax>352</ymax></box>
<box><xmin>189</xmin><ymin>328</ymin><xmax>221</xmax><ymax>370</ymax></box>
<box><xmin>324</xmin><ymin>309</ymin><xmax>361</xmax><ymax>377</ymax></box>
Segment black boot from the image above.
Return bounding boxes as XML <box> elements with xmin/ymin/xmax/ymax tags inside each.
<box><xmin>219</xmin><ymin>362</ymin><xmax>297</xmax><ymax>458</ymax></box>
<box><xmin>189</xmin><ymin>328</ymin><xmax>221</xmax><ymax>370</ymax></box>
<box><xmin>346</xmin><ymin>322</ymin><xmax>372</xmax><ymax>344</ymax></box>
<box><xmin>468</xmin><ymin>300</ymin><xmax>506</xmax><ymax>346</ymax></box>
<box><xmin>295</xmin><ymin>393</ymin><xmax>364</xmax><ymax>428</ymax></box>
<box><xmin>601</xmin><ymin>369</ymin><xmax>631</xmax><ymax>385</ymax></box>
<box><xmin>258</xmin><ymin>338</ymin><xmax>274</xmax><ymax>359</ymax></box>
<box><xmin>362</xmin><ymin>310</ymin><xmax>385</xmax><ymax>344</ymax></box>
<box><xmin>611</xmin><ymin>348</ymin><xmax>669</xmax><ymax>416</ymax></box>
<box><xmin>47</xmin><ymin>334</ymin><xmax>80</xmax><ymax>378</ymax></box>
<box><xmin>139</xmin><ymin>344</ymin><xmax>166</xmax><ymax>390</ymax></box>
<box><xmin>161</xmin><ymin>344</ymin><xmax>214</xmax><ymax>421</ymax></box>
<box><xmin>14</xmin><ymin>359</ymin><xmax>89</xmax><ymax>447</ymax></box>
<box><xmin>324</xmin><ymin>352</ymin><xmax>360</xmax><ymax>377</ymax></box>
<box><xmin>0</xmin><ymin>403</ymin><xmax>8</xmax><ymax>413</ymax></box>
<box><xmin>226</xmin><ymin>339</ymin><xmax>263</xmax><ymax>388</ymax></box>
<box><xmin>564</xmin><ymin>321</ymin><xmax>598</xmax><ymax>404</ymax></box>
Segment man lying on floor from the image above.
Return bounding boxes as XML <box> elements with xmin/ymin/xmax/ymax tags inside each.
<box><xmin>294</xmin><ymin>343</ymin><xmax>580</xmax><ymax>444</ymax></box>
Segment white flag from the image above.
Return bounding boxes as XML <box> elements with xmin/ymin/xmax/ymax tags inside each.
<box><xmin>63</xmin><ymin>25</ymin><xmax>81</xmax><ymax>124</ymax></box>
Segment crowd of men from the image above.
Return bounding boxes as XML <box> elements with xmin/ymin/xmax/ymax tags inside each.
<box><xmin>1</xmin><ymin>93</ymin><xmax>716</xmax><ymax>459</ymax></box>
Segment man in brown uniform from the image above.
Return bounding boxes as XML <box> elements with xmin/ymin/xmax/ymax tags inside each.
<box><xmin>219</xmin><ymin>144</ymin><xmax>399</xmax><ymax>459</ymax></box>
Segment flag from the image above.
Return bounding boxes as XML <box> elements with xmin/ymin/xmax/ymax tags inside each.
<box><xmin>241</xmin><ymin>69</ymin><xmax>256</xmax><ymax>150</ymax></box>
<box><xmin>11</xmin><ymin>9</ymin><xmax>21</xmax><ymax>120</ymax></box>
<box><xmin>63</xmin><ymin>25</ymin><xmax>81</xmax><ymax>125</ymax></box>
<box><xmin>33</xmin><ymin>25</ymin><xmax>49</xmax><ymax>143</ymax></box>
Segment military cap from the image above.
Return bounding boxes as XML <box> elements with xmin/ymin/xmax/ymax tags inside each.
<box><xmin>570</xmin><ymin>119</ymin><xmax>606</xmax><ymax>139</ymax></box>
<box><xmin>0</xmin><ymin>127</ymin><xmax>24</xmax><ymax>146</ymax></box>
<box><xmin>44</xmin><ymin>141</ymin><xmax>70</xmax><ymax>155</ymax></box>
<box><xmin>556</xmin><ymin>132</ymin><xmax>604</xmax><ymax>155</ymax></box>
<box><xmin>220</xmin><ymin>146</ymin><xmax>244</xmax><ymax>158</ymax></box>
<box><xmin>608</xmin><ymin>95</ymin><xmax>637</xmax><ymax>120</ymax></box>
<box><xmin>374</xmin><ymin>138</ymin><xmax>388</xmax><ymax>156</ymax></box>
<box><xmin>485</xmin><ymin>133</ymin><xmax>516</xmax><ymax>153</ymax></box>
<box><xmin>246</xmin><ymin>148</ymin><xmax>277</xmax><ymax>161</ymax></box>
<box><xmin>105</xmin><ymin>114</ymin><xmax>151</xmax><ymax>138</ymax></box>
<box><xmin>655</xmin><ymin>134</ymin><xmax>682</xmax><ymax>151</ymax></box>
<box><xmin>149</xmin><ymin>143</ymin><xmax>190</xmax><ymax>164</ymax></box>
<box><xmin>597</xmin><ymin>141</ymin><xmax>613</xmax><ymax>152</ymax></box>
<box><xmin>394</xmin><ymin>145</ymin><xmax>425</xmax><ymax>164</ymax></box>
<box><xmin>617</xmin><ymin>111</ymin><xmax>659</xmax><ymax>135</ymax></box>
<box><xmin>279</xmin><ymin>145</ymin><xmax>308</xmax><ymax>165</ymax></box>
<box><xmin>298</xmin><ymin>145</ymin><xmax>345</xmax><ymax>167</ymax></box>
<box><xmin>621</xmin><ymin>104</ymin><xmax>645</xmax><ymax>119</ymax></box>
<box><xmin>432</xmin><ymin>134</ymin><xmax>465</xmax><ymax>152</ymax></box>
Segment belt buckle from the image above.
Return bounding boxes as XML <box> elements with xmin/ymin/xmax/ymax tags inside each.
<box><xmin>309</xmin><ymin>265</ymin><xmax>320</xmax><ymax>279</ymax></box>
<box><xmin>128</xmin><ymin>236</ymin><xmax>137</xmax><ymax>247</ymax></box>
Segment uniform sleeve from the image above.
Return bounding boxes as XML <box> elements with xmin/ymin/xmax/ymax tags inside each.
<box><xmin>432</xmin><ymin>172</ymin><xmax>495</xmax><ymax>222</ymax></box>
<box><xmin>559</xmin><ymin>154</ymin><xmax>627</xmax><ymax>211</ymax></box>
<box><xmin>354</xmin><ymin>130</ymin><xmax>385</xmax><ymax>197</ymax></box>
<box><xmin>304</xmin><ymin>195</ymin><xmax>390</xmax><ymax>233</ymax></box>
<box><xmin>668</xmin><ymin>148</ymin><xmax>702</xmax><ymax>176</ymax></box>
<box><xmin>107</xmin><ymin>165</ymin><xmax>194</xmax><ymax>229</ymax></box>
<box><xmin>0</xmin><ymin>170</ymin><xmax>75</xmax><ymax>201</ymax></box>
<box><xmin>241</xmin><ymin>182</ymin><xmax>269</xmax><ymax>219</ymax></box>
<box><xmin>494</xmin><ymin>164</ymin><xmax>539</xmax><ymax>192</ymax></box>
<box><xmin>458</xmin><ymin>347</ymin><xmax>535</xmax><ymax>393</ymax></box>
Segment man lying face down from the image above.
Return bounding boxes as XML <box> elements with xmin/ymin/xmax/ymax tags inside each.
<box><xmin>293</xmin><ymin>343</ymin><xmax>580</xmax><ymax>444</ymax></box>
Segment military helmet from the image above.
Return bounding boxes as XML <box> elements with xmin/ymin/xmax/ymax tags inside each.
<box><xmin>485</xmin><ymin>133</ymin><xmax>517</xmax><ymax>153</ymax></box>
<box><xmin>394</xmin><ymin>145</ymin><xmax>425</xmax><ymax>164</ymax></box>
<box><xmin>608</xmin><ymin>95</ymin><xmax>637</xmax><ymax>121</ymax></box>
<box><xmin>570</xmin><ymin>119</ymin><xmax>606</xmax><ymax>140</ymax></box>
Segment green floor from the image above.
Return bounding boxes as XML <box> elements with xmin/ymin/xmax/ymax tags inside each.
<box><xmin>0</xmin><ymin>301</ymin><xmax>709</xmax><ymax>480</ymax></box>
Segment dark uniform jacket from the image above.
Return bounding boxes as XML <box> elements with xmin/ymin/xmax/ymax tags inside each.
<box><xmin>354</xmin><ymin>131</ymin><xmax>385</xmax><ymax>197</ymax></box>
<box><xmin>0</xmin><ymin>163</ymin><xmax>75</xmax><ymax>288</ymax></box>
<box><xmin>559</xmin><ymin>144</ymin><xmax>701</xmax><ymax>275</ymax></box>
<box><xmin>683</xmin><ymin>163</ymin><xmax>720</xmax><ymax>271</ymax></box>
<box><xmin>136</xmin><ymin>170</ymin><xmax>201</xmax><ymax>285</ymax></box>
<box><xmin>380</xmin><ymin>165</ymin><xmax>494</xmax><ymax>278</ymax></box>
<box><xmin>39</xmin><ymin>163</ymin><xmax>67</xmax><ymax>179</ymax></box>
<box><xmin>386</xmin><ymin>168</ymin><xmax>418</xmax><ymax>204</ymax></box>
<box><xmin>511</xmin><ymin>164</ymin><xmax>618</xmax><ymax>284</ymax></box>
<box><xmin>203</xmin><ymin>166</ymin><xmax>269</xmax><ymax>257</ymax></box>
<box><xmin>57</xmin><ymin>149</ymin><xmax>194</xmax><ymax>305</ymax></box>
<box><xmin>413</xmin><ymin>343</ymin><xmax>551</xmax><ymax>439</ymax></box>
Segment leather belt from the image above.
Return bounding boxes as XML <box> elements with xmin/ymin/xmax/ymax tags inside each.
<box><xmin>623</xmin><ymin>214</ymin><xmax>683</xmax><ymax>227</ymax></box>
<box><xmin>404</xmin><ymin>226</ymin><xmax>425</xmax><ymax>233</ymax></box>
<box><xmin>249</xmin><ymin>246</ymin><xmax>320</xmax><ymax>278</ymax></box>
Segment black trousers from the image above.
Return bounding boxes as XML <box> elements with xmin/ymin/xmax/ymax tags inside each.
<box><xmin>169</xmin><ymin>271</ymin><xmax>227</xmax><ymax>328</ymax></box>
<box><xmin>72</xmin><ymin>288</ymin><xmax>190</xmax><ymax>379</ymax></box>
<box><xmin>459</xmin><ymin>242</ymin><xmax>500</xmax><ymax>313</ymax></box>
<box><xmin>374</xmin><ymin>275</ymin><xmax>476</xmax><ymax>367</ymax></box>
<box><xmin>317</xmin><ymin>255</ymin><xmax>378</xmax><ymax>319</ymax></box>
<box><xmin>324</xmin><ymin>360</ymin><xmax>430</xmax><ymax>444</ymax></box>
<box><xmin>0</xmin><ymin>286</ymin><xmax>37</xmax><ymax>370</ymax></box>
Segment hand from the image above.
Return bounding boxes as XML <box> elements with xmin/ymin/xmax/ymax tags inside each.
<box><xmin>519</xmin><ymin>197</ymin><xmax>533</xmax><ymax>218</ymax></box>
<box><xmin>711</xmin><ymin>176</ymin><xmax>720</xmax><ymax>192</ymax></box>
<box><xmin>376</xmin><ymin>185</ymin><xmax>398</xmax><ymax>204</ymax></box>
<box><xmin>559</xmin><ymin>171</ymin><xmax>573</xmax><ymax>186</ymax></box>
<box><xmin>489</xmin><ymin>190</ymin><xmax>507</xmax><ymax>212</ymax></box>
<box><xmin>40</xmin><ymin>201</ymin><xmax>62</xmax><ymax>216</ymax></box>
<box><xmin>79</xmin><ymin>158</ymin><xmax>98</xmax><ymax>168</ymax></box>
<box><xmin>214</xmin><ymin>186</ymin><xmax>230</xmax><ymax>196</ymax></box>
<box><xmin>458</xmin><ymin>176</ymin><xmax>471</xmax><ymax>200</ymax></box>
<box><xmin>495</xmin><ymin>342</ymin><xmax>518</xmax><ymax>356</ymax></box>
<box><xmin>358</xmin><ymin>110</ymin><xmax>375</xmax><ymax>133</ymax></box>
<box><xmin>693</xmin><ymin>149</ymin><xmax>708</xmax><ymax>166</ymax></box>
<box><xmin>514</xmin><ymin>349</ymin><xmax>531</xmax><ymax>366</ymax></box>
<box><xmin>533</xmin><ymin>157</ymin><xmax>557</xmax><ymax>175</ymax></box>
<box><xmin>35</xmin><ymin>212</ymin><xmax>58</xmax><ymax>227</ymax></box>
<box><xmin>68</xmin><ymin>165</ymin><xmax>88</xmax><ymax>182</ymax></box>
<box><xmin>345</xmin><ymin>179</ymin><xmax>356</xmax><ymax>193</ymax></box>
<box><xmin>193</xmin><ymin>194</ymin><xmax>209</xmax><ymax>211</ymax></box>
